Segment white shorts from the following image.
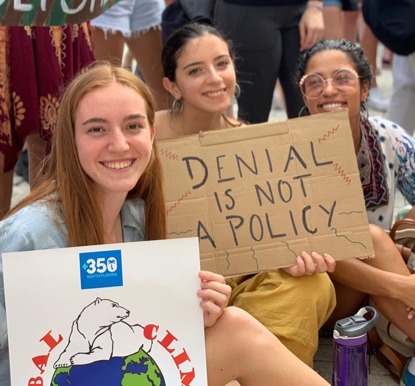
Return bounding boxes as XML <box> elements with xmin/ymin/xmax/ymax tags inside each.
<box><xmin>91</xmin><ymin>0</ymin><xmax>164</xmax><ymax>38</ymax></box>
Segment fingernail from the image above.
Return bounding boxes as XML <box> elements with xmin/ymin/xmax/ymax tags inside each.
<box><xmin>409</xmin><ymin>314</ymin><xmax>413</xmax><ymax>320</ymax></box>
<box><xmin>311</xmin><ymin>252</ymin><xmax>318</xmax><ymax>257</ymax></box>
<box><xmin>407</xmin><ymin>307</ymin><xmax>411</xmax><ymax>312</ymax></box>
<box><xmin>297</xmin><ymin>256</ymin><xmax>302</xmax><ymax>261</ymax></box>
<box><xmin>323</xmin><ymin>254</ymin><xmax>330</xmax><ymax>259</ymax></box>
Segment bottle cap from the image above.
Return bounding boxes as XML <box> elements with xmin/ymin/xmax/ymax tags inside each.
<box><xmin>334</xmin><ymin>306</ymin><xmax>378</xmax><ymax>338</ymax></box>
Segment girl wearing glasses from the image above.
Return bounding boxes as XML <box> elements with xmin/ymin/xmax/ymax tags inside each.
<box><xmin>296</xmin><ymin>39</ymin><xmax>415</xmax><ymax>350</ymax></box>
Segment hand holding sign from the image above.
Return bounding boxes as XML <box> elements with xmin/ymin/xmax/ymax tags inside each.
<box><xmin>198</xmin><ymin>271</ymin><xmax>231</xmax><ymax>328</ymax></box>
<box><xmin>282</xmin><ymin>251</ymin><xmax>336</xmax><ymax>277</ymax></box>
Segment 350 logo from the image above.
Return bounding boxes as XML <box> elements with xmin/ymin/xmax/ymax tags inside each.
<box><xmin>83</xmin><ymin>256</ymin><xmax>118</xmax><ymax>274</ymax></box>
<box><xmin>79</xmin><ymin>250</ymin><xmax>123</xmax><ymax>290</ymax></box>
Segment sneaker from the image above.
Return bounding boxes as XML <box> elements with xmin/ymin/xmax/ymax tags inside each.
<box><xmin>366</xmin><ymin>86</ymin><xmax>390</xmax><ymax>112</ymax></box>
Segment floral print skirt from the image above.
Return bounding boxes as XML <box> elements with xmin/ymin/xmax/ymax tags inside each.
<box><xmin>0</xmin><ymin>24</ymin><xmax>94</xmax><ymax>172</ymax></box>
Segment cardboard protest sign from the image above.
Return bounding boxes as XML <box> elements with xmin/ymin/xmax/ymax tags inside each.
<box><xmin>159</xmin><ymin>109</ymin><xmax>374</xmax><ymax>277</ymax></box>
<box><xmin>0</xmin><ymin>0</ymin><xmax>122</xmax><ymax>26</ymax></box>
<box><xmin>3</xmin><ymin>238</ymin><xmax>206</xmax><ymax>386</ymax></box>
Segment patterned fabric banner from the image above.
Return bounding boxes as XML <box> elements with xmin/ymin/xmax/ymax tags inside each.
<box><xmin>0</xmin><ymin>0</ymin><xmax>123</xmax><ymax>26</ymax></box>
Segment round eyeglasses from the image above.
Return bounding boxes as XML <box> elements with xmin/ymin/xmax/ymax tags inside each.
<box><xmin>299</xmin><ymin>68</ymin><xmax>359</xmax><ymax>99</ymax></box>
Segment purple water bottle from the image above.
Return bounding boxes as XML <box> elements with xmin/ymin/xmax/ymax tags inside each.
<box><xmin>332</xmin><ymin>306</ymin><xmax>378</xmax><ymax>386</ymax></box>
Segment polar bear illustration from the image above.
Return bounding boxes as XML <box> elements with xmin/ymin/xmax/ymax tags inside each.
<box><xmin>54</xmin><ymin>298</ymin><xmax>152</xmax><ymax>368</ymax></box>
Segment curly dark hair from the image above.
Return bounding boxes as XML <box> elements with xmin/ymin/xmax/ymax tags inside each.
<box><xmin>295</xmin><ymin>39</ymin><xmax>373</xmax><ymax>113</ymax></box>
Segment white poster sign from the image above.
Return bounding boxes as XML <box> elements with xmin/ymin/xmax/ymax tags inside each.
<box><xmin>3</xmin><ymin>237</ymin><xmax>206</xmax><ymax>386</ymax></box>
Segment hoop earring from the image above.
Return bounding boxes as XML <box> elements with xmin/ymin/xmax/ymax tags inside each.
<box><xmin>234</xmin><ymin>83</ymin><xmax>241</xmax><ymax>98</ymax></box>
<box><xmin>172</xmin><ymin>98</ymin><xmax>183</xmax><ymax>114</ymax></box>
<box><xmin>298</xmin><ymin>105</ymin><xmax>310</xmax><ymax>117</ymax></box>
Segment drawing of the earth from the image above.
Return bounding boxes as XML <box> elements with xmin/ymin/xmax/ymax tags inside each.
<box><xmin>50</xmin><ymin>349</ymin><xmax>166</xmax><ymax>386</ymax></box>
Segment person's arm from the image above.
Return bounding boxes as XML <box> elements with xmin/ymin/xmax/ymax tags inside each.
<box><xmin>330</xmin><ymin>258</ymin><xmax>406</xmax><ymax>297</ymax></box>
<box><xmin>394</xmin><ymin>125</ymin><xmax>415</xmax><ymax>207</ymax></box>
<box><xmin>299</xmin><ymin>0</ymin><xmax>325</xmax><ymax>51</ymax></box>
<box><xmin>330</xmin><ymin>224</ymin><xmax>415</xmax><ymax>311</ymax></box>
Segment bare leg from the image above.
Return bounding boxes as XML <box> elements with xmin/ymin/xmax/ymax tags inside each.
<box><xmin>403</xmin><ymin>206</ymin><xmax>415</xmax><ymax>221</ymax></box>
<box><xmin>360</xmin><ymin>22</ymin><xmax>378</xmax><ymax>87</ymax></box>
<box><xmin>323</xmin><ymin>6</ymin><xmax>343</xmax><ymax>40</ymax></box>
<box><xmin>92</xmin><ymin>28</ymin><xmax>125</xmax><ymax>66</ymax></box>
<box><xmin>329</xmin><ymin>225</ymin><xmax>415</xmax><ymax>341</ymax></box>
<box><xmin>123</xmin><ymin>48</ymin><xmax>135</xmax><ymax>70</ymax></box>
<box><xmin>0</xmin><ymin>152</ymin><xmax>13</xmax><ymax>219</ymax></box>
<box><xmin>356</xmin><ymin>7</ymin><xmax>365</xmax><ymax>42</ymax></box>
<box><xmin>126</xmin><ymin>28</ymin><xmax>168</xmax><ymax>110</ymax></box>
<box><xmin>368</xmin><ymin>226</ymin><xmax>415</xmax><ymax>340</ymax></box>
<box><xmin>343</xmin><ymin>11</ymin><xmax>359</xmax><ymax>43</ymax></box>
<box><xmin>26</xmin><ymin>131</ymin><xmax>47</xmax><ymax>189</ymax></box>
<box><xmin>206</xmin><ymin>307</ymin><xmax>329</xmax><ymax>386</ymax></box>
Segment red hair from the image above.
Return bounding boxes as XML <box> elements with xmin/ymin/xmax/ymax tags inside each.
<box><xmin>5</xmin><ymin>63</ymin><xmax>166</xmax><ymax>245</ymax></box>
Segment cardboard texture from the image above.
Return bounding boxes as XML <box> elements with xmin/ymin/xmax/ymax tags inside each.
<box><xmin>159</xmin><ymin>110</ymin><xmax>374</xmax><ymax>277</ymax></box>
<box><xmin>0</xmin><ymin>0</ymin><xmax>122</xmax><ymax>26</ymax></box>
